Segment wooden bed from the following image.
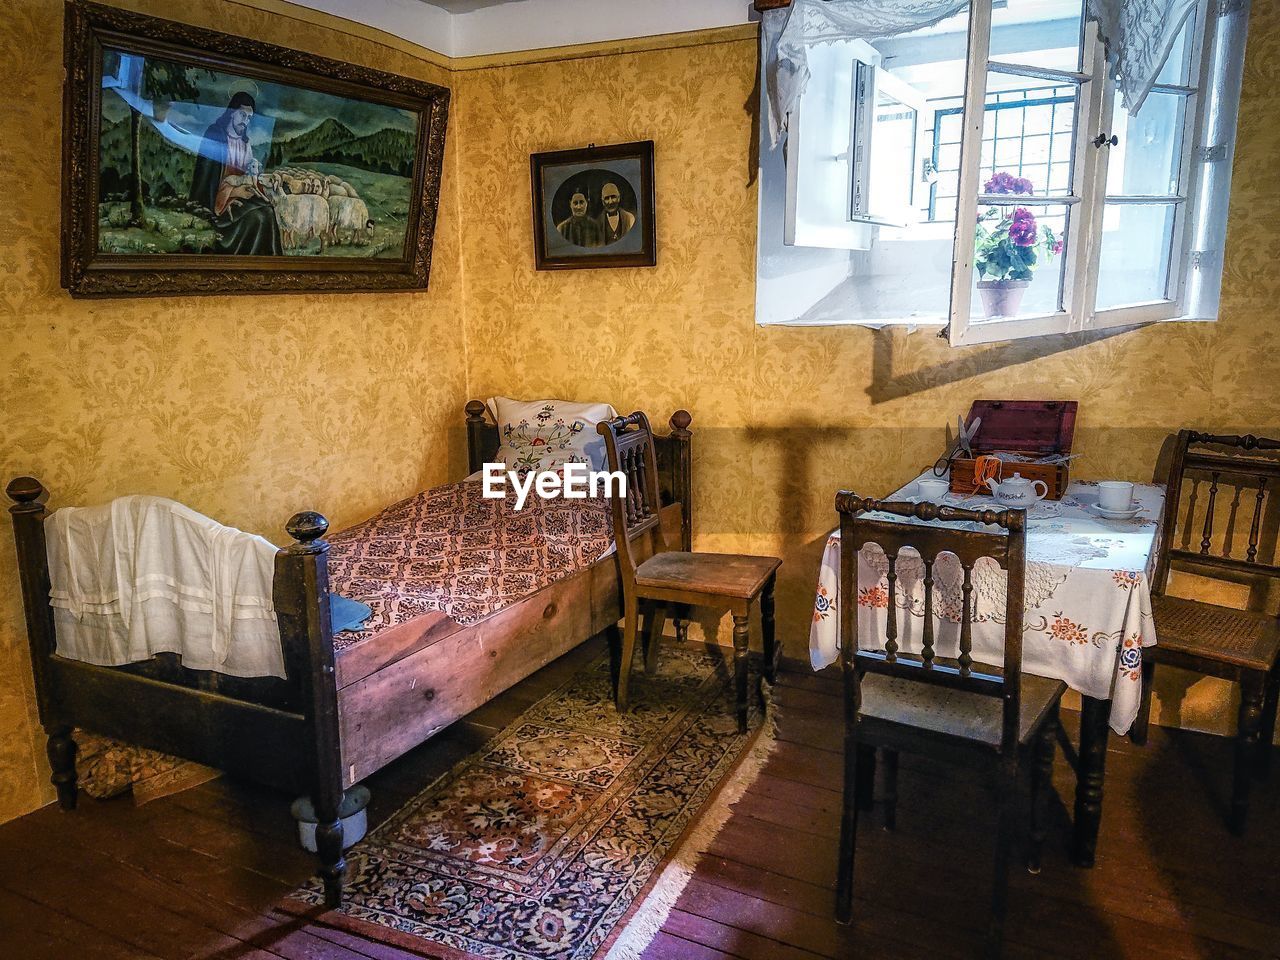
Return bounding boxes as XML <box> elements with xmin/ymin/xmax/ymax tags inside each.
<box><xmin>5</xmin><ymin>400</ymin><xmax>692</xmax><ymax>907</ymax></box>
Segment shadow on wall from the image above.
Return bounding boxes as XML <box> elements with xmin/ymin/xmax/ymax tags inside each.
<box><xmin>866</xmin><ymin>323</ymin><xmax>1150</xmax><ymax>404</ymax></box>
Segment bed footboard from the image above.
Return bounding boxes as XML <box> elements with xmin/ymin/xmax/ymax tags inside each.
<box><xmin>6</xmin><ymin>479</ymin><xmax>348</xmax><ymax>906</ymax></box>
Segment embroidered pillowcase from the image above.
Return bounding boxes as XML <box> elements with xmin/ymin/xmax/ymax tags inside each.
<box><xmin>487</xmin><ymin>397</ymin><xmax>617</xmax><ymax>474</ymax></box>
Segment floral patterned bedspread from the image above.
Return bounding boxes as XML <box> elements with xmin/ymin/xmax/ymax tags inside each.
<box><xmin>327</xmin><ymin>481</ymin><xmax>613</xmax><ymax>650</ymax></box>
<box><xmin>810</xmin><ymin>475</ymin><xmax>1166</xmax><ymax>735</ymax></box>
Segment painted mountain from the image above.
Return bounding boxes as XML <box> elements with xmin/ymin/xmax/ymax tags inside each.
<box><xmin>267</xmin><ymin>118</ymin><xmax>416</xmax><ymax>177</ymax></box>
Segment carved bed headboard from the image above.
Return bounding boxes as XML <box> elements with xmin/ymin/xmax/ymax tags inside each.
<box><xmin>463</xmin><ymin>400</ymin><xmax>693</xmax><ymax>551</ymax></box>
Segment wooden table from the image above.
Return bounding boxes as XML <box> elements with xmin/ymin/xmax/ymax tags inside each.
<box><xmin>810</xmin><ymin>474</ymin><xmax>1166</xmax><ymax>865</ymax></box>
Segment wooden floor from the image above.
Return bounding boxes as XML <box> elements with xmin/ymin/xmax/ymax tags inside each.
<box><xmin>1</xmin><ymin>636</ymin><xmax>1277</xmax><ymax>960</ymax></box>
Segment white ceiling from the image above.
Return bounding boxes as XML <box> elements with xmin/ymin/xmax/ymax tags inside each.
<box><xmin>417</xmin><ymin>0</ymin><xmax>521</xmax><ymax>12</ymax></box>
<box><xmin>289</xmin><ymin>0</ymin><xmax>757</xmax><ymax>59</ymax></box>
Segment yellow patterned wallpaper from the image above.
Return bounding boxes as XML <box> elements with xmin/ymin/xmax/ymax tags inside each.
<box><xmin>456</xmin><ymin>9</ymin><xmax>1280</xmax><ymax>733</ymax></box>
<box><xmin>2</xmin><ymin>0</ymin><xmax>1277</xmax><ymax>824</ymax></box>
<box><xmin>0</xmin><ymin>0</ymin><xmax>466</xmax><ymax>821</ymax></box>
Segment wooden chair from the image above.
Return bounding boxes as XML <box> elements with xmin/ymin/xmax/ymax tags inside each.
<box><xmin>597</xmin><ymin>412</ymin><xmax>781</xmax><ymax>732</ymax></box>
<box><xmin>1133</xmin><ymin>430</ymin><xmax>1280</xmax><ymax>835</ymax></box>
<box><xmin>834</xmin><ymin>493</ymin><xmax>1067</xmax><ymax>958</ymax></box>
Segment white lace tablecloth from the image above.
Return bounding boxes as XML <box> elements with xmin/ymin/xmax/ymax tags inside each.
<box><xmin>810</xmin><ymin>476</ymin><xmax>1166</xmax><ymax>734</ymax></box>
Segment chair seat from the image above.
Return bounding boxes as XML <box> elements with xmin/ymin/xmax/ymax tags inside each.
<box><xmin>634</xmin><ymin>551</ymin><xmax>781</xmax><ymax>600</ymax></box>
<box><xmin>860</xmin><ymin>672</ymin><xmax>1067</xmax><ymax>748</ymax></box>
<box><xmin>1151</xmin><ymin>594</ymin><xmax>1280</xmax><ymax>672</ymax></box>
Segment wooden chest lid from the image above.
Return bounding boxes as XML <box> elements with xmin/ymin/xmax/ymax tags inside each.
<box><xmin>964</xmin><ymin>400</ymin><xmax>1077</xmax><ymax>456</ymax></box>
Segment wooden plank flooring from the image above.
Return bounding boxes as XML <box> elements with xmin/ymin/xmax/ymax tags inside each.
<box><xmin>0</xmin><ymin>636</ymin><xmax>1276</xmax><ymax>960</ymax></box>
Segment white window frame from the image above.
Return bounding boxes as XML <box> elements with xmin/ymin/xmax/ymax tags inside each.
<box><xmin>946</xmin><ymin>0</ymin><xmax>1224</xmax><ymax>346</ymax></box>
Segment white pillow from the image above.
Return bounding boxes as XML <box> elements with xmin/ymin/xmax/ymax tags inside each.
<box><xmin>486</xmin><ymin>397</ymin><xmax>618</xmax><ymax>473</ymax></box>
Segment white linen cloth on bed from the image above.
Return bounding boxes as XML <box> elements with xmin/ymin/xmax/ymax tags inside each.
<box><xmin>45</xmin><ymin>496</ymin><xmax>285</xmax><ymax>678</ymax></box>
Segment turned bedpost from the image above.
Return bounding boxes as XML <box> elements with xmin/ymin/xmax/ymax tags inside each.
<box><xmin>274</xmin><ymin>511</ymin><xmax>345</xmax><ymax>908</ymax></box>
<box><xmin>668</xmin><ymin>411</ymin><xmax>693</xmax><ymax>642</ymax></box>
<box><xmin>668</xmin><ymin>410</ymin><xmax>693</xmax><ymax>552</ymax></box>
<box><xmin>465</xmin><ymin>399</ymin><xmax>490</xmax><ymax>475</ymax></box>
<box><xmin>6</xmin><ymin>477</ymin><xmax>77</xmax><ymax>809</ymax></box>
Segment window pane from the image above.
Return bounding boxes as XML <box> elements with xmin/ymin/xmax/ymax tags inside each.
<box><xmin>1154</xmin><ymin>12</ymin><xmax>1196</xmax><ymax>86</ymax></box>
<box><xmin>857</xmin><ymin>76</ymin><xmax>919</xmax><ymax>223</ymax></box>
<box><xmin>971</xmin><ymin>201</ymin><xmax>1069</xmax><ymax>320</ymax></box>
<box><xmin>979</xmin><ymin>74</ymin><xmax>1077</xmax><ymax>199</ymax></box>
<box><xmin>1107</xmin><ymin>91</ymin><xmax>1187</xmax><ymax>197</ymax></box>
<box><xmin>1095</xmin><ymin>203</ymin><xmax>1177</xmax><ymax>309</ymax></box>
<box><xmin>989</xmin><ymin>0</ymin><xmax>1085</xmax><ymax>72</ymax></box>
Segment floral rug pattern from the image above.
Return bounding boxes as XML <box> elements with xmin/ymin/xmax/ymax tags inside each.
<box><xmin>294</xmin><ymin>643</ymin><xmax>763</xmax><ymax>959</ymax></box>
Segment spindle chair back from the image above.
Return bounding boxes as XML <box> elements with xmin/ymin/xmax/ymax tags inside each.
<box><xmin>838</xmin><ymin>493</ymin><xmax>1028</xmax><ymax>758</ymax></box>
<box><xmin>1136</xmin><ymin>430</ymin><xmax>1280</xmax><ymax>835</ymax></box>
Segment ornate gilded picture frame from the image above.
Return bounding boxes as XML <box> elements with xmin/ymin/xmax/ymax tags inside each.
<box><xmin>61</xmin><ymin>0</ymin><xmax>450</xmax><ymax>297</ymax></box>
<box><xmin>530</xmin><ymin>141</ymin><xmax>656</xmax><ymax>271</ymax></box>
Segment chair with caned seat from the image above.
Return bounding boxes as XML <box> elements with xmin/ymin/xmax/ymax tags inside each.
<box><xmin>833</xmin><ymin>493</ymin><xmax>1067</xmax><ymax>959</ymax></box>
<box><xmin>1133</xmin><ymin>430</ymin><xmax>1280</xmax><ymax>835</ymax></box>
<box><xmin>597</xmin><ymin>412</ymin><xmax>780</xmax><ymax>732</ymax></box>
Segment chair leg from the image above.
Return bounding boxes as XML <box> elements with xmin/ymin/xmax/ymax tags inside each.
<box><xmin>882</xmin><ymin>748</ymin><xmax>899</xmax><ymax>831</ymax></box>
<box><xmin>836</xmin><ymin>737</ymin><xmax>866</xmax><ymax>924</ymax></box>
<box><xmin>1257</xmin><ymin>667</ymin><xmax>1278</xmax><ymax>782</ymax></box>
<box><xmin>616</xmin><ymin>596</ymin><xmax>640</xmax><ymax>713</ymax></box>
<box><xmin>1131</xmin><ymin>657</ymin><xmax>1155</xmax><ymax>746</ymax></box>
<box><xmin>605</xmin><ymin>624</ymin><xmax>623</xmax><ymax>702</ymax></box>
<box><xmin>642</xmin><ymin>603</ymin><xmax>666</xmax><ymax>676</ymax></box>
<box><xmin>1028</xmin><ymin>710</ymin><xmax>1057</xmax><ymax>874</ymax></box>
<box><xmin>1231</xmin><ymin>675</ymin><xmax>1265</xmax><ymax>835</ymax></box>
<box><xmin>856</xmin><ymin>745</ymin><xmax>876</xmax><ymax>812</ymax></box>
<box><xmin>732</xmin><ymin>612</ymin><xmax>750</xmax><ymax>733</ymax></box>
<box><xmin>987</xmin><ymin>764</ymin><xmax>1016</xmax><ymax>959</ymax></box>
<box><xmin>761</xmin><ymin>575</ymin><xmax>779</xmax><ymax>685</ymax></box>
<box><xmin>47</xmin><ymin>725</ymin><xmax>78</xmax><ymax>811</ymax></box>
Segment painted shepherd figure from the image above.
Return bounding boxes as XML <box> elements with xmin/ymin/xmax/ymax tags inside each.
<box><xmin>189</xmin><ymin>92</ymin><xmax>283</xmax><ymax>255</ymax></box>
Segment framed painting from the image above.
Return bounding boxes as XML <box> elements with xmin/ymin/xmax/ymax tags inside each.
<box><xmin>530</xmin><ymin>141</ymin><xmax>656</xmax><ymax>270</ymax></box>
<box><xmin>61</xmin><ymin>0</ymin><xmax>450</xmax><ymax>297</ymax></box>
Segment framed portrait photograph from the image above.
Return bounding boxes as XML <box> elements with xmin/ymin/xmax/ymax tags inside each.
<box><xmin>61</xmin><ymin>0</ymin><xmax>450</xmax><ymax>297</ymax></box>
<box><xmin>530</xmin><ymin>141</ymin><xmax>656</xmax><ymax>270</ymax></box>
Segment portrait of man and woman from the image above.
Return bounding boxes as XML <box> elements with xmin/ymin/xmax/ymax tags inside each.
<box><xmin>554</xmin><ymin>179</ymin><xmax>637</xmax><ymax>249</ymax></box>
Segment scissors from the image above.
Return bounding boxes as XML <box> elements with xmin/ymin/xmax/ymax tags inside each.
<box><xmin>932</xmin><ymin>415</ymin><xmax>981</xmax><ymax>477</ymax></box>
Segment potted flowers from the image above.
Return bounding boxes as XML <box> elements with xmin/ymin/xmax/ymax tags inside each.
<box><xmin>974</xmin><ymin>172</ymin><xmax>1062</xmax><ymax>318</ymax></box>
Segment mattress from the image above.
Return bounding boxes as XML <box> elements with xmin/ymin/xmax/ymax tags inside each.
<box><xmin>326</xmin><ymin>480</ymin><xmax>613</xmax><ymax>652</ymax></box>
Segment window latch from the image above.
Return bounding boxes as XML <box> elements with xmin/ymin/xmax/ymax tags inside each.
<box><xmin>1092</xmin><ymin>133</ymin><xmax>1119</xmax><ymax>148</ymax></box>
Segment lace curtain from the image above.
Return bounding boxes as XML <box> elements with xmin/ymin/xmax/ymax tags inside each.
<box><xmin>1086</xmin><ymin>0</ymin><xmax>1201</xmax><ymax>113</ymax></box>
<box><xmin>763</xmin><ymin>0</ymin><xmax>1205</xmax><ymax>147</ymax></box>
<box><xmin>762</xmin><ymin>0</ymin><xmax>967</xmax><ymax>147</ymax></box>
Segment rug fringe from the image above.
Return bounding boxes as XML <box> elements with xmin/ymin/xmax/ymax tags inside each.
<box><xmin>601</xmin><ymin>681</ymin><xmax>781</xmax><ymax>960</ymax></box>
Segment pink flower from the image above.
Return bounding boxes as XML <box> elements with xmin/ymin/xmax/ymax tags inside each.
<box><xmin>1051</xmin><ymin>239</ymin><xmax>1063</xmax><ymax>256</ymax></box>
<box><xmin>1007</xmin><ymin>207</ymin><xmax>1038</xmax><ymax>246</ymax></box>
<box><xmin>983</xmin><ymin>171</ymin><xmax>1036</xmax><ymax>196</ymax></box>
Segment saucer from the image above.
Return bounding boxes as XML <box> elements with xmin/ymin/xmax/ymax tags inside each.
<box><xmin>1088</xmin><ymin>503</ymin><xmax>1144</xmax><ymax>520</ymax></box>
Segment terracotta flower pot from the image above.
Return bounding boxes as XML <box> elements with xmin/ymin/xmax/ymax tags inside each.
<box><xmin>977</xmin><ymin>279</ymin><xmax>1030</xmax><ymax>318</ymax></box>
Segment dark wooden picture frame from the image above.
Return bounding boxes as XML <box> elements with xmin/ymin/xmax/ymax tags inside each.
<box><xmin>530</xmin><ymin>141</ymin><xmax>656</xmax><ymax>271</ymax></box>
<box><xmin>61</xmin><ymin>0</ymin><xmax>450</xmax><ymax>297</ymax></box>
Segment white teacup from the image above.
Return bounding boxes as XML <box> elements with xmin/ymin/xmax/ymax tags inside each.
<box><xmin>1097</xmin><ymin>481</ymin><xmax>1135</xmax><ymax>512</ymax></box>
<box><xmin>917</xmin><ymin>477</ymin><xmax>951</xmax><ymax>501</ymax></box>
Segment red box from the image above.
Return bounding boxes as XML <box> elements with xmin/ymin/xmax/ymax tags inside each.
<box><xmin>948</xmin><ymin>400</ymin><xmax>1078</xmax><ymax>501</ymax></box>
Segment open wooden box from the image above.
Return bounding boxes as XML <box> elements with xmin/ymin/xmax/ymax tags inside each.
<box><xmin>948</xmin><ymin>400</ymin><xmax>1078</xmax><ymax>501</ymax></box>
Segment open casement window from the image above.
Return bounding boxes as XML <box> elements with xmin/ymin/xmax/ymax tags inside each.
<box><xmin>786</xmin><ymin>40</ymin><xmax>929</xmax><ymax>247</ymax></box>
<box><xmin>766</xmin><ymin>0</ymin><xmax>1247</xmax><ymax>342</ymax></box>
<box><xmin>947</xmin><ymin>0</ymin><xmax>1243</xmax><ymax>345</ymax></box>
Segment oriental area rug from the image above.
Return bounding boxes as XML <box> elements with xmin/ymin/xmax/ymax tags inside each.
<box><xmin>290</xmin><ymin>642</ymin><xmax>776</xmax><ymax>960</ymax></box>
